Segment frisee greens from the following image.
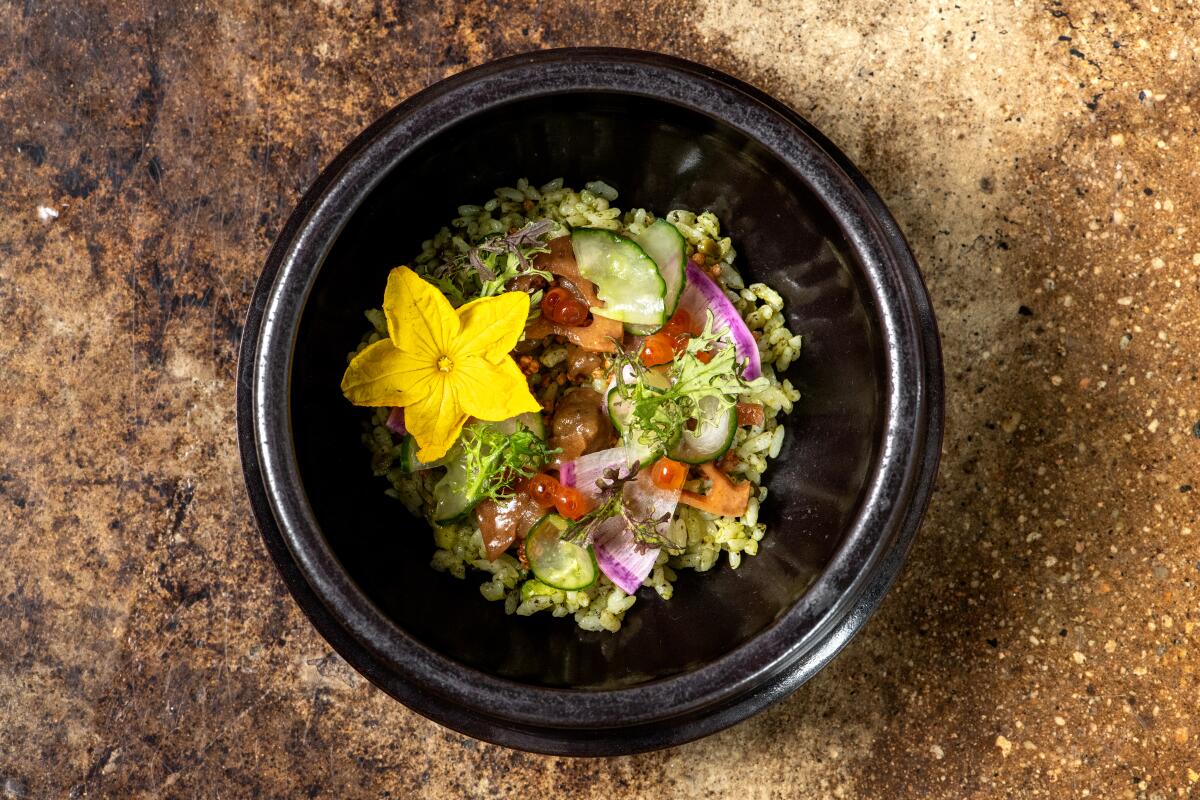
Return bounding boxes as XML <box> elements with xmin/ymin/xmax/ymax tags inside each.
<box><xmin>429</xmin><ymin>220</ymin><xmax>556</xmax><ymax>305</ymax></box>
<box><xmin>459</xmin><ymin>422</ymin><xmax>556</xmax><ymax>503</ymax></box>
<box><xmin>613</xmin><ymin>312</ymin><xmax>767</xmax><ymax>455</ymax></box>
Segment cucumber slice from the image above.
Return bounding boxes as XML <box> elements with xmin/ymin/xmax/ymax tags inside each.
<box><xmin>606</xmin><ymin>382</ymin><xmax>682</xmax><ymax>466</ymax></box>
<box><xmin>519</xmin><ymin>578</ymin><xmax>559</xmax><ymax>601</ymax></box>
<box><xmin>400</xmin><ymin>435</ymin><xmax>451</xmax><ymax>473</ymax></box>
<box><xmin>643</xmin><ymin>369</ymin><xmax>672</xmax><ymax>391</ymax></box>
<box><xmin>623</xmin><ymin>438</ymin><xmax>664</xmax><ymax>469</ymax></box>
<box><xmin>629</xmin><ymin>220</ymin><xmax>687</xmax><ymax>334</ymax></box>
<box><xmin>606</xmin><ymin>368</ymin><xmax>669</xmax><ymax>435</ymax></box>
<box><xmin>606</xmin><ymin>386</ymin><xmax>633</xmax><ymax>434</ymax></box>
<box><xmin>669</xmin><ymin>395</ymin><xmax>737</xmax><ymax>464</ymax></box>
<box><xmin>497</xmin><ymin>411</ymin><xmax>546</xmax><ymax>439</ymax></box>
<box><xmin>525</xmin><ymin>514</ymin><xmax>598</xmax><ymax>591</ymax></box>
<box><xmin>431</xmin><ymin>445</ymin><xmax>480</xmax><ymax>523</ymax></box>
<box><xmin>571</xmin><ymin>228</ymin><xmax>665</xmax><ymax>328</ymax></box>
<box><xmin>430</xmin><ymin>412</ymin><xmax>547</xmax><ymax>522</ymax></box>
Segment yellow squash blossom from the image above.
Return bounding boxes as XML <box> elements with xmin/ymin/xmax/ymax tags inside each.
<box><xmin>341</xmin><ymin>266</ymin><xmax>541</xmax><ymax>462</ymax></box>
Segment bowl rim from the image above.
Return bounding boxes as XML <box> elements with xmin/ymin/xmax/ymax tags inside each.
<box><xmin>236</xmin><ymin>46</ymin><xmax>943</xmax><ymax>754</ymax></box>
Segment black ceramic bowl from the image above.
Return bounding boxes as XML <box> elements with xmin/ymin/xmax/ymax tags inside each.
<box><xmin>237</xmin><ymin>48</ymin><xmax>942</xmax><ymax>755</ymax></box>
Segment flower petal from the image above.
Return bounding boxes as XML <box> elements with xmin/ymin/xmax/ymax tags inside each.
<box><xmin>341</xmin><ymin>339</ymin><xmax>434</xmax><ymax>407</ymax></box>
<box><xmin>454</xmin><ymin>354</ymin><xmax>542</xmax><ymax>421</ymax></box>
<box><xmin>454</xmin><ymin>291</ymin><xmax>531</xmax><ymax>364</ymax></box>
<box><xmin>404</xmin><ymin>374</ymin><xmax>469</xmax><ymax>463</ymax></box>
<box><xmin>385</xmin><ymin>266</ymin><xmax>460</xmax><ymax>360</ymax></box>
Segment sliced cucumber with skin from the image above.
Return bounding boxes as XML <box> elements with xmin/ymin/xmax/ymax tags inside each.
<box><xmin>623</xmin><ymin>438</ymin><xmax>666</xmax><ymax>469</ymax></box>
<box><xmin>606</xmin><ymin>388</ymin><xmax>683</xmax><ymax>467</ymax></box>
<box><xmin>525</xmin><ymin>514</ymin><xmax>598</xmax><ymax>591</ymax></box>
<box><xmin>668</xmin><ymin>395</ymin><xmax>737</xmax><ymax>464</ymax></box>
<box><xmin>571</xmin><ymin>228</ymin><xmax>665</xmax><ymax>328</ymax></box>
<box><xmin>627</xmin><ymin>220</ymin><xmax>688</xmax><ymax>335</ymax></box>
<box><xmin>519</xmin><ymin>578</ymin><xmax>559</xmax><ymax>601</ymax></box>
<box><xmin>605</xmin><ymin>368</ymin><xmax>670</xmax><ymax>435</ymax></box>
<box><xmin>400</xmin><ymin>435</ymin><xmax>451</xmax><ymax>473</ymax></box>
<box><xmin>431</xmin><ymin>413</ymin><xmax>548</xmax><ymax>523</ymax></box>
<box><xmin>431</xmin><ymin>447</ymin><xmax>480</xmax><ymax>523</ymax></box>
<box><xmin>606</xmin><ymin>380</ymin><xmax>685</xmax><ymax>466</ymax></box>
<box><xmin>606</xmin><ymin>367</ymin><xmax>683</xmax><ymax>466</ymax></box>
<box><xmin>606</xmin><ymin>385</ymin><xmax>634</xmax><ymax>435</ymax></box>
<box><xmin>497</xmin><ymin>411</ymin><xmax>545</xmax><ymax>439</ymax></box>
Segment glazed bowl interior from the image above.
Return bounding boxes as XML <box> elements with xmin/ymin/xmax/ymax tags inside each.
<box><xmin>291</xmin><ymin>91</ymin><xmax>884</xmax><ymax>688</ymax></box>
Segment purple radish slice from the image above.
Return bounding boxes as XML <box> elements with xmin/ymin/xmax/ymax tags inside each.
<box><xmin>677</xmin><ymin>263</ymin><xmax>762</xmax><ymax>380</ymax></box>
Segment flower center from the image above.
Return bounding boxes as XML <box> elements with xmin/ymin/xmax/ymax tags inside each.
<box><xmin>436</xmin><ymin>355</ymin><xmax>453</xmax><ymax>373</ymax></box>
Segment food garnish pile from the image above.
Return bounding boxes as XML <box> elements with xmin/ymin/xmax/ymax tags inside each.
<box><xmin>343</xmin><ymin>180</ymin><xmax>802</xmax><ymax>632</ymax></box>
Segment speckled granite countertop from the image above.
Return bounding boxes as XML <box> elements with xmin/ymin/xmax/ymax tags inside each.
<box><xmin>1</xmin><ymin>1</ymin><xmax>1197</xmax><ymax>797</ymax></box>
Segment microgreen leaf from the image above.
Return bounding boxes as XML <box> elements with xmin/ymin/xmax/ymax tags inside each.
<box><xmin>432</xmin><ymin>220</ymin><xmax>556</xmax><ymax>303</ymax></box>
<box><xmin>613</xmin><ymin>311</ymin><xmax>764</xmax><ymax>455</ymax></box>
<box><xmin>460</xmin><ymin>422</ymin><xmax>556</xmax><ymax>503</ymax></box>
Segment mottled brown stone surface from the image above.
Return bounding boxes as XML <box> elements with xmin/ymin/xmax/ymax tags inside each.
<box><xmin>1</xmin><ymin>1</ymin><xmax>1198</xmax><ymax>797</ymax></box>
